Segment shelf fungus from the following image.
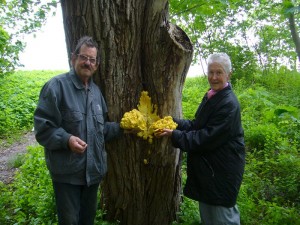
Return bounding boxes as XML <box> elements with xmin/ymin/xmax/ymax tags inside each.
<box><xmin>120</xmin><ymin>91</ymin><xmax>177</xmax><ymax>143</ymax></box>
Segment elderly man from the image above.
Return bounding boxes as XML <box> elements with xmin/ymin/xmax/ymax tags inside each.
<box><xmin>34</xmin><ymin>36</ymin><xmax>122</xmax><ymax>225</ymax></box>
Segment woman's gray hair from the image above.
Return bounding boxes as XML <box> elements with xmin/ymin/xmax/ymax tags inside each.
<box><xmin>207</xmin><ymin>53</ymin><xmax>232</xmax><ymax>75</ymax></box>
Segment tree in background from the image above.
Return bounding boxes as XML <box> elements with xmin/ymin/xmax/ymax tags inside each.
<box><xmin>60</xmin><ymin>1</ymin><xmax>193</xmax><ymax>224</ymax></box>
<box><xmin>169</xmin><ymin>0</ymin><xmax>300</xmax><ymax>77</ymax></box>
<box><xmin>2</xmin><ymin>0</ymin><xmax>299</xmax><ymax>78</ymax></box>
<box><xmin>0</xmin><ymin>0</ymin><xmax>57</xmax><ymax>76</ymax></box>
<box><xmin>284</xmin><ymin>0</ymin><xmax>300</xmax><ymax>62</ymax></box>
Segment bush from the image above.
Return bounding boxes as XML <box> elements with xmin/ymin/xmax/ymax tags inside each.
<box><xmin>182</xmin><ymin>76</ymin><xmax>208</xmax><ymax>119</ymax></box>
<box><xmin>0</xmin><ymin>70</ymin><xmax>65</xmax><ymax>139</ymax></box>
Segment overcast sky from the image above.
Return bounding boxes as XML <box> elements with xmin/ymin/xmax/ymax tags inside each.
<box><xmin>18</xmin><ymin>8</ymin><xmax>69</xmax><ymax>71</ymax></box>
<box><xmin>18</xmin><ymin>8</ymin><xmax>202</xmax><ymax>76</ymax></box>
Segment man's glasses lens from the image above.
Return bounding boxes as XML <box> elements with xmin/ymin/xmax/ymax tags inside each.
<box><xmin>77</xmin><ymin>54</ymin><xmax>97</xmax><ymax>65</ymax></box>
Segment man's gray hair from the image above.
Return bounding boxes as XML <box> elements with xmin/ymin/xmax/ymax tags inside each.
<box><xmin>207</xmin><ymin>53</ymin><xmax>232</xmax><ymax>75</ymax></box>
<box><xmin>73</xmin><ymin>36</ymin><xmax>100</xmax><ymax>63</ymax></box>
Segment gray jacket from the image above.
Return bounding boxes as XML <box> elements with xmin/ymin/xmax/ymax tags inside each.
<box><xmin>34</xmin><ymin>70</ymin><xmax>122</xmax><ymax>186</ymax></box>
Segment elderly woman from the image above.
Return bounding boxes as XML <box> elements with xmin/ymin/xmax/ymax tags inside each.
<box><xmin>159</xmin><ymin>53</ymin><xmax>245</xmax><ymax>225</ymax></box>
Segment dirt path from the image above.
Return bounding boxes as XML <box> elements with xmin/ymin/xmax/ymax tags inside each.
<box><xmin>0</xmin><ymin>131</ymin><xmax>38</xmax><ymax>184</ymax></box>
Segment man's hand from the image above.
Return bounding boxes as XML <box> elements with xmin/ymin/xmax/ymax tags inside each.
<box><xmin>68</xmin><ymin>136</ymin><xmax>87</xmax><ymax>154</ymax></box>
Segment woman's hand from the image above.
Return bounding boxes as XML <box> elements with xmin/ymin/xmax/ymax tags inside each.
<box><xmin>155</xmin><ymin>128</ymin><xmax>173</xmax><ymax>137</ymax></box>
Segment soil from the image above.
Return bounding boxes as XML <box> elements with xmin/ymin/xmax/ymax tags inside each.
<box><xmin>0</xmin><ymin>131</ymin><xmax>38</xmax><ymax>184</ymax></box>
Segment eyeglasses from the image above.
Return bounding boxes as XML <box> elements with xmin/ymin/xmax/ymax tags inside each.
<box><xmin>77</xmin><ymin>54</ymin><xmax>97</xmax><ymax>65</ymax></box>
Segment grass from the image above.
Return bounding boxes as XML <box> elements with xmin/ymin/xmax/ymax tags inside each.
<box><xmin>7</xmin><ymin>153</ymin><xmax>26</xmax><ymax>169</ymax></box>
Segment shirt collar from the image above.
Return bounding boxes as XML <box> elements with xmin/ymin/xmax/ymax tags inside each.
<box><xmin>70</xmin><ymin>69</ymin><xmax>93</xmax><ymax>90</ymax></box>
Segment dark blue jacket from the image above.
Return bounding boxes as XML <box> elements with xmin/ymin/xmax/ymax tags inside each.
<box><xmin>34</xmin><ymin>70</ymin><xmax>122</xmax><ymax>186</ymax></box>
<box><xmin>172</xmin><ymin>84</ymin><xmax>245</xmax><ymax>207</ymax></box>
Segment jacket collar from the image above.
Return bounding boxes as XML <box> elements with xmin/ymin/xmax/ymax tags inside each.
<box><xmin>69</xmin><ymin>69</ymin><xmax>94</xmax><ymax>90</ymax></box>
<box><xmin>206</xmin><ymin>83</ymin><xmax>232</xmax><ymax>102</ymax></box>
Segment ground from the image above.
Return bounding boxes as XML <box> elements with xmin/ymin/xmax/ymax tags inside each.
<box><xmin>0</xmin><ymin>131</ymin><xmax>38</xmax><ymax>184</ymax></box>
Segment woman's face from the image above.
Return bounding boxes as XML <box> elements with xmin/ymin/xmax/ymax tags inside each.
<box><xmin>207</xmin><ymin>62</ymin><xmax>230</xmax><ymax>91</ymax></box>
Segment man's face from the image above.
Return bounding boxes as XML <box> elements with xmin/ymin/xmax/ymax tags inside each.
<box><xmin>72</xmin><ymin>44</ymin><xmax>98</xmax><ymax>81</ymax></box>
<box><xmin>207</xmin><ymin>62</ymin><xmax>229</xmax><ymax>91</ymax></box>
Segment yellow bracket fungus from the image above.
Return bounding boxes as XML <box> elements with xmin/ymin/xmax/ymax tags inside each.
<box><xmin>120</xmin><ymin>91</ymin><xmax>177</xmax><ymax>143</ymax></box>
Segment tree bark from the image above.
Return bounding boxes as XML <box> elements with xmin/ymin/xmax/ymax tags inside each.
<box><xmin>288</xmin><ymin>11</ymin><xmax>300</xmax><ymax>62</ymax></box>
<box><xmin>60</xmin><ymin>1</ymin><xmax>193</xmax><ymax>224</ymax></box>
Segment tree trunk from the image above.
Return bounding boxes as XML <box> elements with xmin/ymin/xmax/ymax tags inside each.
<box><xmin>288</xmin><ymin>11</ymin><xmax>300</xmax><ymax>62</ymax></box>
<box><xmin>60</xmin><ymin>1</ymin><xmax>193</xmax><ymax>224</ymax></box>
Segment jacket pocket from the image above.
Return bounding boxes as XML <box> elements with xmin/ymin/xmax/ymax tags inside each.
<box><xmin>94</xmin><ymin>114</ymin><xmax>104</xmax><ymax>135</ymax></box>
<box><xmin>46</xmin><ymin>148</ymin><xmax>85</xmax><ymax>174</ymax></box>
<box><xmin>61</xmin><ymin>110</ymin><xmax>83</xmax><ymax>136</ymax></box>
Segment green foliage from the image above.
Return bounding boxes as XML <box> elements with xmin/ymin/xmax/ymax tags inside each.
<box><xmin>0</xmin><ymin>145</ymin><xmax>55</xmax><ymax>225</ymax></box>
<box><xmin>173</xmin><ymin>196</ymin><xmax>200</xmax><ymax>225</ymax></box>
<box><xmin>182</xmin><ymin>76</ymin><xmax>208</xmax><ymax>119</ymax></box>
<box><xmin>169</xmin><ymin>0</ymin><xmax>299</xmax><ymax>75</ymax></box>
<box><xmin>173</xmin><ymin>163</ymin><xmax>200</xmax><ymax>225</ymax></box>
<box><xmin>0</xmin><ymin>182</ymin><xmax>12</xmax><ymax>224</ymax></box>
<box><xmin>0</xmin><ymin>24</ymin><xmax>24</xmax><ymax>76</ymax></box>
<box><xmin>9</xmin><ymin>145</ymin><xmax>57</xmax><ymax>224</ymax></box>
<box><xmin>0</xmin><ymin>0</ymin><xmax>58</xmax><ymax>75</ymax></box>
<box><xmin>0</xmin><ymin>70</ymin><xmax>65</xmax><ymax>139</ymax></box>
<box><xmin>0</xmin><ymin>26</ymin><xmax>14</xmax><ymax>75</ymax></box>
<box><xmin>256</xmin><ymin>69</ymin><xmax>300</xmax><ymax>107</ymax></box>
<box><xmin>1</xmin><ymin>70</ymin><xmax>300</xmax><ymax>224</ymax></box>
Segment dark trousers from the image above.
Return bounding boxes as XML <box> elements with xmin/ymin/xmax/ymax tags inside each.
<box><xmin>52</xmin><ymin>182</ymin><xmax>100</xmax><ymax>225</ymax></box>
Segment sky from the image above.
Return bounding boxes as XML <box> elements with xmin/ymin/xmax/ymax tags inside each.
<box><xmin>18</xmin><ymin>8</ymin><xmax>69</xmax><ymax>71</ymax></box>
<box><xmin>18</xmin><ymin>8</ymin><xmax>202</xmax><ymax>77</ymax></box>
